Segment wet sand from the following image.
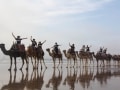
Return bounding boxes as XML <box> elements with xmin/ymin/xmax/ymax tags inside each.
<box><xmin>0</xmin><ymin>59</ymin><xmax>120</xmax><ymax>90</ymax></box>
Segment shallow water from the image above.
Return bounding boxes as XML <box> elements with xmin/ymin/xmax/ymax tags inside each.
<box><xmin>0</xmin><ymin>59</ymin><xmax>120</xmax><ymax>90</ymax></box>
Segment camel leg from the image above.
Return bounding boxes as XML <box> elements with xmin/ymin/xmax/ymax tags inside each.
<box><xmin>85</xmin><ymin>59</ymin><xmax>87</xmax><ymax>67</ymax></box>
<box><xmin>102</xmin><ymin>60</ymin><xmax>105</xmax><ymax>67</ymax></box>
<box><xmin>14</xmin><ymin>57</ymin><xmax>17</xmax><ymax>71</ymax></box>
<box><xmin>79</xmin><ymin>59</ymin><xmax>81</xmax><ymax>67</ymax></box>
<box><xmin>31</xmin><ymin>57</ymin><xmax>34</xmax><ymax>67</ymax></box>
<box><xmin>57</xmin><ymin>59</ymin><xmax>60</xmax><ymax>68</ymax></box>
<box><xmin>73</xmin><ymin>60</ymin><xmax>75</xmax><ymax>68</ymax></box>
<box><xmin>20</xmin><ymin>59</ymin><xmax>24</xmax><ymax>70</ymax></box>
<box><xmin>61</xmin><ymin>60</ymin><xmax>63</xmax><ymax>68</ymax></box>
<box><xmin>37</xmin><ymin>59</ymin><xmax>39</xmax><ymax>69</ymax></box>
<box><xmin>34</xmin><ymin>59</ymin><xmax>37</xmax><ymax>69</ymax></box>
<box><xmin>53</xmin><ymin>60</ymin><xmax>56</xmax><ymax>68</ymax></box>
<box><xmin>76</xmin><ymin>60</ymin><xmax>78</xmax><ymax>68</ymax></box>
<box><xmin>8</xmin><ymin>57</ymin><xmax>13</xmax><ymax>71</ymax></box>
<box><xmin>92</xmin><ymin>59</ymin><xmax>94</xmax><ymax>66</ymax></box>
<box><xmin>66</xmin><ymin>60</ymin><xmax>69</xmax><ymax>68</ymax></box>
<box><xmin>25</xmin><ymin>58</ymin><xmax>28</xmax><ymax>70</ymax></box>
<box><xmin>40</xmin><ymin>60</ymin><xmax>43</xmax><ymax>70</ymax></box>
<box><xmin>97</xmin><ymin>60</ymin><xmax>99</xmax><ymax>67</ymax></box>
<box><xmin>43</xmin><ymin>59</ymin><xmax>47</xmax><ymax>68</ymax></box>
<box><xmin>70</xmin><ymin>59</ymin><xmax>72</xmax><ymax>68</ymax></box>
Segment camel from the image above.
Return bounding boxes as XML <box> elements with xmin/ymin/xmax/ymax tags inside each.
<box><xmin>93</xmin><ymin>52</ymin><xmax>112</xmax><ymax>67</ymax></box>
<box><xmin>26</xmin><ymin>68</ymin><xmax>46</xmax><ymax>90</ymax></box>
<box><xmin>46</xmin><ymin>48</ymin><xmax>62</xmax><ymax>68</ymax></box>
<box><xmin>93</xmin><ymin>67</ymin><xmax>112</xmax><ymax>85</ymax></box>
<box><xmin>0</xmin><ymin>44</ymin><xmax>28</xmax><ymax>70</ymax></box>
<box><xmin>77</xmin><ymin>67</ymin><xmax>94</xmax><ymax>89</ymax></box>
<box><xmin>112</xmin><ymin>55</ymin><xmax>120</xmax><ymax>66</ymax></box>
<box><xmin>63</xmin><ymin>50</ymin><xmax>77</xmax><ymax>68</ymax></box>
<box><xmin>93</xmin><ymin>52</ymin><xmax>104</xmax><ymax>67</ymax></box>
<box><xmin>76</xmin><ymin>51</ymin><xmax>94</xmax><ymax>66</ymax></box>
<box><xmin>46</xmin><ymin>68</ymin><xmax>62</xmax><ymax>90</ymax></box>
<box><xmin>63</xmin><ymin>68</ymin><xmax>77</xmax><ymax>90</ymax></box>
<box><xmin>26</xmin><ymin>46</ymin><xmax>37</xmax><ymax>69</ymax></box>
<box><xmin>36</xmin><ymin>47</ymin><xmax>47</xmax><ymax>69</ymax></box>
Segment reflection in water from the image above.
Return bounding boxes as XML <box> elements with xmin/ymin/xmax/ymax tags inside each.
<box><xmin>63</xmin><ymin>68</ymin><xmax>77</xmax><ymax>90</ymax></box>
<box><xmin>26</xmin><ymin>68</ymin><xmax>46</xmax><ymax>90</ymax></box>
<box><xmin>1</xmin><ymin>70</ymin><xmax>28</xmax><ymax>90</ymax></box>
<box><xmin>0</xmin><ymin>68</ymin><xmax>46</xmax><ymax>90</ymax></box>
<box><xmin>1</xmin><ymin>66</ymin><xmax>120</xmax><ymax>90</ymax></box>
<box><xmin>77</xmin><ymin>67</ymin><xmax>94</xmax><ymax>89</ymax></box>
<box><xmin>93</xmin><ymin>67</ymin><xmax>112</xmax><ymax>85</ymax></box>
<box><xmin>46</xmin><ymin>68</ymin><xmax>63</xmax><ymax>90</ymax></box>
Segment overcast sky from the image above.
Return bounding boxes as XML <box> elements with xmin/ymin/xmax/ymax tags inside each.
<box><xmin>0</xmin><ymin>0</ymin><xmax>120</xmax><ymax>59</ymax></box>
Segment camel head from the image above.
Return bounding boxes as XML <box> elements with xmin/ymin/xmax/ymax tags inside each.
<box><xmin>63</xmin><ymin>50</ymin><xmax>66</xmax><ymax>53</ymax></box>
<box><xmin>46</xmin><ymin>48</ymin><xmax>50</xmax><ymax>52</ymax></box>
<box><xmin>0</xmin><ymin>43</ymin><xmax>5</xmax><ymax>48</ymax></box>
<box><xmin>76</xmin><ymin>51</ymin><xmax>78</xmax><ymax>54</ymax></box>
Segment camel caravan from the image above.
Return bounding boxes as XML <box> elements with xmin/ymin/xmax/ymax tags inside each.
<box><xmin>0</xmin><ymin>33</ymin><xmax>120</xmax><ymax>70</ymax></box>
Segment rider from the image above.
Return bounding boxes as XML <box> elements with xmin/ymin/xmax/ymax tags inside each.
<box><xmin>12</xmin><ymin>33</ymin><xmax>27</xmax><ymax>51</ymax></box>
<box><xmin>37</xmin><ymin>40</ymin><xmax>46</xmax><ymax>54</ymax></box>
<box><xmin>12</xmin><ymin>33</ymin><xmax>27</xmax><ymax>45</ymax></box>
<box><xmin>86</xmin><ymin>45</ymin><xmax>91</xmax><ymax>52</ymax></box>
<box><xmin>99</xmin><ymin>47</ymin><xmax>103</xmax><ymax>53</ymax></box>
<box><xmin>80</xmin><ymin>45</ymin><xmax>86</xmax><ymax>52</ymax></box>
<box><xmin>30</xmin><ymin>36</ymin><xmax>37</xmax><ymax>51</ymax></box>
<box><xmin>53</xmin><ymin>42</ymin><xmax>60</xmax><ymax>54</ymax></box>
<box><xmin>69</xmin><ymin>43</ymin><xmax>75</xmax><ymax>54</ymax></box>
<box><xmin>103</xmin><ymin>48</ymin><xmax>107</xmax><ymax>54</ymax></box>
<box><xmin>38</xmin><ymin>40</ymin><xmax>46</xmax><ymax>49</ymax></box>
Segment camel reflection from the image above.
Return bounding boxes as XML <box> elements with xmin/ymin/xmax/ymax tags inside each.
<box><xmin>26</xmin><ymin>68</ymin><xmax>46</xmax><ymax>90</ymax></box>
<box><xmin>1</xmin><ymin>70</ymin><xmax>28</xmax><ymax>90</ymax></box>
<box><xmin>93</xmin><ymin>67</ymin><xmax>112</xmax><ymax>85</ymax></box>
<box><xmin>63</xmin><ymin>68</ymin><xmax>77</xmax><ymax>90</ymax></box>
<box><xmin>0</xmin><ymin>68</ymin><xmax>46</xmax><ymax>90</ymax></box>
<box><xmin>46</xmin><ymin>68</ymin><xmax>62</xmax><ymax>90</ymax></box>
<box><xmin>77</xmin><ymin>67</ymin><xmax>94</xmax><ymax>89</ymax></box>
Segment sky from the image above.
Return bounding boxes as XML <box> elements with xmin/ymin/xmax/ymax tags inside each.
<box><xmin>0</xmin><ymin>0</ymin><xmax>120</xmax><ymax>59</ymax></box>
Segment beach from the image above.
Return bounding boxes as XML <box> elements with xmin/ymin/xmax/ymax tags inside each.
<box><xmin>0</xmin><ymin>59</ymin><xmax>120</xmax><ymax>90</ymax></box>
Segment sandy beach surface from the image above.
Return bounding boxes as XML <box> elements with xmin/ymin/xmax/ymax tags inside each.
<box><xmin>0</xmin><ymin>59</ymin><xmax>120</xmax><ymax>90</ymax></box>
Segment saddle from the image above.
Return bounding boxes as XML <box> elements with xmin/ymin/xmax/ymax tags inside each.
<box><xmin>53</xmin><ymin>49</ymin><xmax>61</xmax><ymax>55</ymax></box>
<box><xmin>67</xmin><ymin>49</ymin><xmax>75</xmax><ymax>55</ymax></box>
<box><xmin>11</xmin><ymin>44</ymin><xmax>25</xmax><ymax>52</ymax></box>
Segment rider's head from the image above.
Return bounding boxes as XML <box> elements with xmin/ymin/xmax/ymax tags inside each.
<box><xmin>55</xmin><ymin>42</ymin><xmax>57</xmax><ymax>45</ymax></box>
<box><xmin>72</xmin><ymin>44</ymin><xmax>74</xmax><ymax>46</ymax></box>
<box><xmin>17</xmin><ymin>36</ymin><xmax>20</xmax><ymax>39</ymax></box>
<box><xmin>39</xmin><ymin>41</ymin><xmax>41</xmax><ymax>44</ymax></box>
<box><xmin>33</xmin><ymin>39</ymin><xmax>35</xmax><ymax>41</ymax></box>
<box><xmin>83</xmin><ymin>45</ymin><xmax>85</xmax><ymax>47</ymax></box>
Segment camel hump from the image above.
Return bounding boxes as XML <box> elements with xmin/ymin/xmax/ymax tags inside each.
<box><xmin>11</xmin><ymin>44</ymin><xmax>25</xmax><ymax>52</ymax></box>
<box><xmin>18</xmin><ymin>44</ymin><xmax>25</xmax><ymax>52</ymax></box>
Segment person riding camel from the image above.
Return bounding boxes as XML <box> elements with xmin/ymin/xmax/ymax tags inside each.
<box><xmin>12</xmin><ymin>33</ymin><xmax>27</xmax><ymax>51</ymax></box>
<box><xmin>37</xmin><ymin>40</ymin><xmax>46</xmax><ymax>55</ymax></box>
<box><xmin>52</xmin><ymin>42</ymin><xmax>61</xmax><ymax>54</ymax></box>
<box><xmin>12</xmin><ymin>33</ymin><xmax>27</xmax><ymax>45</ymax></box>
<box><xmin>69</xmin><ymin>43</ymin><xmax>75</xmax><ymax>54</ymax></box>
<box><xmin>38</xmin><ymin>40</ymin><xmax>46</xmax><ymax>49</ymax></box>
<box><xmin>99</xmin><ymin>47</ymin><xmax>104</xmax><ymax>53</ymax></box>
<box><xmin>103</xmin><ymin>48</ymin><xmax>107</xmax><ymax>54</ymax></box>
<box><xmin>30</xmin><ymin>36</ymin><xmax>37</xmax><ymax>51</ymax></box>
<box><xmin>86</xmin><ymin>45</ymin><xmax>91</xmax><ymax>52</ymax></box>
<box><xmin>80</xmin><ymin>45</ymin><xmax>86</xmax><ymax>52</ymax></box>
